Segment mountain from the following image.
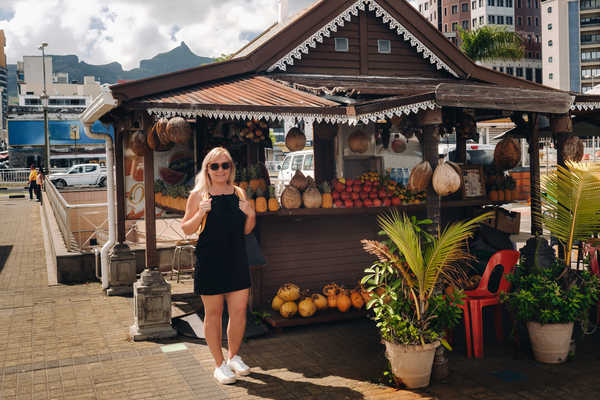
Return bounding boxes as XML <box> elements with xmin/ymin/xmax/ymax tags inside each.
<box><xmin>6</xmin><ymin>42</ymin><xmax>213</xmax><ymax>100</ymax></box>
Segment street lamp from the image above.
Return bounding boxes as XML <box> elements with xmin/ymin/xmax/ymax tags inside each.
<box><xmin>39</xmin><ymin>42</ymin><xmax>50</xmax><ymax>174</ymax></box>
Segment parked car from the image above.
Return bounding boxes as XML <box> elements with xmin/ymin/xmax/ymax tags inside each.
<box><xmin>48</xmin><ymin>163</ymin><xmax>107</xmax><ymax>188</ymax></box>
<box><xmin>277</xmin><ymin>150</ymin><xmax>314</xmax><ymax>193</ymax></box>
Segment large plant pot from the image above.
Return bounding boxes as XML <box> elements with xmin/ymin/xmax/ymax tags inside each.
<box><xmin>384</xmin><ymin>340</ymin><xmax>440</xmax><ymax>388</ymax></box>
<box><xmin>527</xmin><ymin>321</ymin><xmax>574</xmax><ymax>364</ymax></box>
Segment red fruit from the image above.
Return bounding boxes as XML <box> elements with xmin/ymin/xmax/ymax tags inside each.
<box><xmin>334</xmin><ymin>182</ymin><xmax>345</xmax><ymax>192</ymax></box>
<box><xmin>353</xmin><ymin>184</ymin><xmax>362</xmax><ymax>193</ymax></box>
<box><xmin>341</xmin><ymin>191</ymin><xmax>351</xmax><ymax>200</ymax></box>
<box><xmin>363</xmin><ymin>199</ymin><xmax>373</xmax><ymax>207</ymax></box>
<box><xmin>369</xmin><ymin>192</ymin><xmax>378</xmax><ymax>199</ymax></box>
<box><xmin>391</xmin><ymin>197</ymin><xmax>402</xmax><ymax>206</ymax></box>
<box><xmin>373</xmin><ymin>198</ymin><xmax>382</xmax><ymax>207</ymax></box>
<box><xmin>344</xmin><ymin>199</ymin><xmax>354</xmax><ymax>208</ymax></box>
<box><xmin>383</xmin><ymin>198</ymin><xmax>391</xmax><ymax>207</ymax></box>
<box><xmin>364</xmin><ymin>185</ymin><xmax>372</xmax><ymax>193</ymax></box>
<box><xmin>359</xmin><ymin>191</ymin><xmax>368</xmax><ymax>200</ymax></box>
<box><xmin>346</xmin><ymin>179</ymin><xmax>354</xmax><ymax>186</ymax></box>
<box><xmin>354</xmin><ymin>199</ymin><xmax>363</xmax><ymax>208</ymax></box>
<box><xmin>378</xmin><ymin>190</ymin><xmax>387</xmax><ymax>198</ymax></box>
<box><xmin>334</xmin><ymin>199</ymin><xmax>344</xmax><ymax>208</ymax></box>
<box><xmin>351</xmin><ymin>192</ymin><xmax>359</xmax><ymax>200</ymax></box>
<box><xmin>346</xmin><ymin>185</ymin><xmax>353</xmax><ymax>192</ymax></box>
<box><xmin>332</xmin><ymin>191</ymin><xmax>340</xmax><ymax>200</ymax></box>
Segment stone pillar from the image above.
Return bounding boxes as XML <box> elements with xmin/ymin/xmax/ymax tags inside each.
<box><xmin>129</xmin><ymin>269</ymin><xmax>177</xmax><ymax>341</ymax></box>
<box><xmin>419</xmin><ymin>109</ymin><xmax>442</xmax><ymax>234</ymax></box>
<box><xmin>107</xmin><ymin>244</ymin><xmax>137</xmax><ymax>296</ymax></box>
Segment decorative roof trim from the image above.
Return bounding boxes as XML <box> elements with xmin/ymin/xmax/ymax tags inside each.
<box><xmin>353</xmin><ymin>100</ymin><xmax>438</xmax><ymax>124</ymax></box>
<box><xmin>571</xmin><ymin>102</ymin><xmax>600</xmax><ymax>111</ymax></box>
<box><xmin>267</xmin><ymin>0</ymin><xmax>459</xmax><ymax>77</ymax></box>
<box><xmin>147</xmin><ymin>100</ymin><xmax>439</xmax><ymax>126</ymax></box>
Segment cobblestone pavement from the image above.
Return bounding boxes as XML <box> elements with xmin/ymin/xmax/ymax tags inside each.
<box><xmin>1</xmin><ymin>196</ymin><xmax>599</xmax><ymax>400</ymax></box>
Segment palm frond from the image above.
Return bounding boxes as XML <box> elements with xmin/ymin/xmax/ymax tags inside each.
<box><xmin>378</xmin><ymin>211</ymin><xmax>424</xmax><ymax>293</ymax></box>
<box><xmin>460</xmin><ymin>26</ymin><xmax>524</xmax><ymax>61</ymax></box>
<box><xmin>539</xmin><ymin>162</ymin><xmax>600</xmax><ymax>265</ymax></box>
<box><xmin>423</xmin><ymin>213</ymin><xmax>493</xmax><ymax>297</ymax></box>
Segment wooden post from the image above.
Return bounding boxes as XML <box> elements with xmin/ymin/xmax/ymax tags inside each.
<box><xmin>114</xmin><ymin>121</ymin><xmax>127</xmax><ymax>244</ymax></box>
<box><xmin>419</xmin><ymin>109</ymin><xmax>443</xmax><ymax>233</ymax></box>
<box><xmin>456</xmin><ymin>129</ymin><xmax>467</xmax><ymax>164</ymax></box>
<box><xmin>314</xmin><ymin>122</ymin><xmax>337</xmax><ymax>183</ymax></box>
<box><xmin>528</xmin><ymin>113</ymin><xmax>543</xmax><ymax>236</ymax></box>
<box><xmin>143</xmin><ymin>138</ymin><xmax>157</xmax><ymax>270</ymax></box>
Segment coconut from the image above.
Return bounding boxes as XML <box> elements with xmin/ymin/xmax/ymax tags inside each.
<box><xmin>302</xmin><ymin>178</ymin><xmax>322</xmax><ymax>208</ymax></box>
<box><xmin>280</xmin><ymin>302</ymin><xmax>298</xmax><ymax>318</ymax></box>
<box><xmin>129</xmin><ymin>131</ymin><xmax>147</xmax><ymax>157</ymax></box>
<box><xmin>277</xmin><ymin>283</ymin><xmax>301</xmax><ymax>301</ymax></box>
<box><xmin>494</xmin><ymin>137</ymin><xmax>521</xmax><ymax>170</ymax></box>
<box><xmin>285</xmin><ymin>127</ymin><xmax>306</xmax><ymax>151</ymax></box>
<box><xmin>432</xmin><ymin>160</ymin><xmax>462</xmax><ymax>196</ymax></box>
<box><xmin>562</xmin><ymin>135</ymin><xmax>584</xmax><ymax>162</ymax></box>
<box><xmin>348</xmin><ymin>129</ymin><xmax>369</xmax><ymax>153</ymax></box>
<box><xmin>166</xmin><ymin>117</ymin><xmax>192</xmax><ymax>144</ymax></box>
<box><xmin>281</xmin><ymin>186</ymin><xmax>302</xmax><ymax>209</ymax></box>
<box><xmin>408</xmin><ymin>161</ymin><xmax>433</xmax><ymax>193</ymax></box>
<box><xmin>311</xmin><ymin>294</ymin><xmax>328</xmax><ymax>310</ymax></box>
<box><xmin>390</xmin><ymin>133</ymin><xmax>407</xmax><ymax>153</ymax></box>
<box><xmin>289</xmin><ymin>169</ymin><xmax>308</xmax><ymax>191</ymax></box>
<box><xmin>155</xmin><ymin>118</ymin><xmax>170</xmax><ymax>145</ymax></box>
<box><xmin>147</xmin><ymin>126</ymin><xmax>159</xmax><ymax>150</ymax></box>
<box><xmin>298</xmin><ymin>297</ymin><xmax>317</xmax><ymax>318</ymax></box>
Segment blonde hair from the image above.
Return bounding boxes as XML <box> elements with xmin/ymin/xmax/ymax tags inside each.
<box><xmin>192</xmin><ymin>147</ymin><xmax>236</xmax><ymax>196</ymax></box>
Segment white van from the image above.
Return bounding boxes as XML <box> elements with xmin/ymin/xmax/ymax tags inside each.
<box><xmin>276</xmin><ymin>150</ymin><xmax>314</xmax><ymax>193</ymax></box>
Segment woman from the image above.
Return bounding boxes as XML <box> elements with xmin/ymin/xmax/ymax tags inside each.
<box><xmin>35</xmin><ymin>168</ymin><xmax>45</xmax><ymax>204</ymax></box>
<box><xmin>181</xmin><ymin>147</ymin><xmax>255</xmax><ymax>385</ymax></box>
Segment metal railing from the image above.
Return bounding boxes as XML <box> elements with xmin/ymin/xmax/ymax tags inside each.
<box><xmin>0</xmin><ymin>168</ymin><xmax>30</xmax><ymax>185</ymax></box>
<box><xmin>45</xmin><ymin>179</ymin><xmax>108</xmax><ymax>252</ymax></box>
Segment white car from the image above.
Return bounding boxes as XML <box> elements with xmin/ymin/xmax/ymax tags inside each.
<box><xmin>277</xmin><ymin>150</ymin><xmax>314</xmax><ymax>193</ymax></box>
<box><xmin>49</xmin><ymin>163</ymin><xmax>107</xmax><ymax>188</ymax></box>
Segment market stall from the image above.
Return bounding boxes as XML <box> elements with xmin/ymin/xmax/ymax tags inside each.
<box><xmin>95</xmin><ymin>0</ymin><xmax>599</xmax><ymax>327</ymax></box>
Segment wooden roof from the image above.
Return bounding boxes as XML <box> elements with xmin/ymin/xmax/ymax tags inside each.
<box><xmin>110</xmin><ymin>0</ymin><xmax>574</xmax><ymax>114</ymax></box>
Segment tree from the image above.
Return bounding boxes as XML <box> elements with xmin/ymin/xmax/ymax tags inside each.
<box><xmin>459</xmin><ymin>26</ymin><xmax>524</xmax><ymax>62</ymax></box>
<box><xmin>214</xmin><ymin>53</ymin><xmax>233</xmax><ymax>63</ymax></box>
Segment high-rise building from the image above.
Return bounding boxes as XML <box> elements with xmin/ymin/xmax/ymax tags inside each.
<box><xmin>416</xmin><ymin>0</ymin><xmax>543</xmax><ymax>83</ymax></box>
<box><xmin>541</xmin><ymin>0</ymin><xmax>598</xmax><ymax>93</ymax></box>
<box><xmin>0</xmin><ymin>30</ymin><xmax>7</xmax><ymax>130</ymax></box>
<box><xmin>416</xmin><ymin>0</ymin><xmax>441</xmax><ymax>31</ymax></box>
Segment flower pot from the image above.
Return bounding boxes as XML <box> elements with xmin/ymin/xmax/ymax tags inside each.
<box><xmin>384</xmin><ymin>340</ymin><xmax>440</xmax><ymax>388</ymax></box>
<box><xmin>526</xmin><ymin>321</ymin><xmax>574</xmax><ymax>364</ymax></box>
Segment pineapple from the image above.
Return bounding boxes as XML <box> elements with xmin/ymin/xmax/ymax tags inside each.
<box><xmin>255</xmin><ymin>188</ymin><xmax>267</xmax><ymax>213</ymax></box>
<box><xmin>246</xmin><ymin>186</ymin><xmax>255</xmax><ymax>210</ymax></box>
<box><xmin>321</xmin><ymin>182</ymin><xmax>333</xmax><ymax>209</ymax></box>
<box><xmin>268</xmin><ymin>185</ymin><xmax>280</xmax><ymax>212</ymax></box>
<box><xmin>249</xmin><ymin>165</ymin><xmax>260</xmax><ymax>191</ymax></box>
<box><xmin>257</xmin><ymin>164</ymin><xmax>268</xmax><ymax>192</ymax></box>
<box><xmin>239</xmin><ymin>168</ymin><xmax>249</xmax><ymax>191</ymax></box>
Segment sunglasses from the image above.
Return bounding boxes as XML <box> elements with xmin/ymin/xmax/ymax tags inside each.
<box><xmin>209</xmin><ymin>162</ymin><xmax>231</xmax><ymax>171</ymax></box>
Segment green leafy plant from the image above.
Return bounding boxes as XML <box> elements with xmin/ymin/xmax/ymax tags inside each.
<box><xmin>459</xmin><ymin>26</ymin><xmax>524</xmax><ymax>62</ymax></box>
<box><xmin>361</xmin><ymin>212</ymin><xmax>492</xmax><ymax>348</ymax></box>
<box><xmin>502</xmin><ymin>261</ymin><xmax>599</xmax><ymax>324</ymax></box>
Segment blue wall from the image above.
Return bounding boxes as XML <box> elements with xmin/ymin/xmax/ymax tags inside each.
<box><xmin>8</xmin><ymin>119</ymin><xmax>113</xmax><ymax>146</ymax></box>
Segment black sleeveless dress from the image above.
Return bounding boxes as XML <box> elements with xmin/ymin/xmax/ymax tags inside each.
<box><xmin>194</xmin><ymin>193</ymin><xmax>251</xmax><ymax>295</ymax></box>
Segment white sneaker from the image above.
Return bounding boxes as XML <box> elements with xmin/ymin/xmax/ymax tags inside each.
<box><xmin>227</xmin><ymin>355</ymin><xmax>251</xmax><ymax>376</ymax></box>
<box><xmin>213</xmin><ymin>361</ymin><xmax>236</xmax><ymax>384</ymax></box>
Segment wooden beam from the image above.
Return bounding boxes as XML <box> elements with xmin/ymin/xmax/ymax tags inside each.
<box><xmin>551</xmin><ymin>115</ymin><xmax>573</xmax><ymax>168</ymax></box>
<box><xmin>359</xmin><ymin>11</ymin><xmax>368</xmax><ymax>75</ymax></box>
<box><xmin>528</xmin><ymin>113</ymin><xmax>543</xmax><ymax>236</ymax></box>
<box><xmin>314</xmin><ymin>123</ymin><xmax>337</xmax><ymax>183</ymax></box>
<box><xmin>143</xmin><ymin>135</ymin><xmax>157</xmax><ymax>269</ymax></box>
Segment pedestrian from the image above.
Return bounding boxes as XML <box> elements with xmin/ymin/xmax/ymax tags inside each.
<box><xmin>28</xmin><ymin>164</ymin><xmax>37</xmax><ymax>200</ymax></box>
<box><xmin>35</xmin><ymin>168</ymin><xmax>45</xmax><ymax>204</ymax></box>
<box><xmin>181</xmin><ymin>147</ymin><xmax>255</xmax><ymax>385</ymax></box>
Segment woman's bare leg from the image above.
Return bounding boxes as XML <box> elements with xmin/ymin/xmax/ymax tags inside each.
<box><xmin>201</xmin><ymin>294</ymin><xmax>225</xmax><ymax>367</ymax></box>
<box><xmin>224</xmin><ymin>288</ymin><xmax>249</xmax><ymax>359</ymax></box>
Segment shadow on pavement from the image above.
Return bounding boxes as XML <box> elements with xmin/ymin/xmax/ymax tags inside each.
<box><xmin>0</xmin><ymin>245</ymin><xmax>12</xmax><ymax>274</ymax></box>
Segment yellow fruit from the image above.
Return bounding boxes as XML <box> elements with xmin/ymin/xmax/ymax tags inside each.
<box><xmin>298</xmin><ymin>297</ymin><xmax>317</xmax><ymax>317</ymax></box>
<box><xmin>311</xmin><ymin>294</ymin><xmax>328</xmax><ymax>310</ymax></box>
<box><xmin>271</xmin><ymin>295</ymin><xmax>284</xmax><ymax>311</ymax></box>
<box><xmin>280</xmin><ymin>301</ymin><xmax>298</xmax><ymax>318</ymax></box>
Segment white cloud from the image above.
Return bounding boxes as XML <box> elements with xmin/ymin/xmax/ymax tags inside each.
<box><xmin>3</xmin><ymin>0</ymin><xmax>317</xmax><ymax>69</ymax></box>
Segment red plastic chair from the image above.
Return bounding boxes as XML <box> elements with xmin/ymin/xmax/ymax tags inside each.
<box><xmin>463</xmin><ymin>249</ymin><xmax>520</xmax><ymax>358</ymax></box>
<box><xmin>584</xmin><ymin>242</ymin><xmax>600</xmax><ymax>324</ymax></box>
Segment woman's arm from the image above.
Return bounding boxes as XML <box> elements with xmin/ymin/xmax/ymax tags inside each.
<box><xmin>244</xmin><ymin>212</ymin><xmax>256</xmax><ymax>235</ymax></box>
<box><xmin>181</xmin><ymin>191</ymin><xmax>207</xmax><ymax>235</ymax></box>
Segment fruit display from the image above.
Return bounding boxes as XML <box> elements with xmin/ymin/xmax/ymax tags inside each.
<box><xmin>239</xmin><ymin>119</ymin><xmax>269</xmax><ymax>144</ymax></box>
<box><xmin>407</xmin><ymin>161</ymin><xmax>433</xmax><ymax>194</ymax></box>
<box><xmin>494</xmin><ymin>137</ymin><xmax>521</xmax><ymax>170</ymax></box>
<box><xmin>302</xmin><ymin>177</ymin><xmax>322</xmax><ymax>209</ymax></box>
<box><xmin>330</xmin><ymin>171</ymin><xmax>425</xmax><ymax>208</ymax></box>
<box><xmin>270</xmin><ymin>282</ymin><xmax>366</xmax><ymax>319</ymax></box>
<box><xmin>154</xmin><ymin>152</ymin><xmax>195</xmax><ymax>212</ymax></box>
<box><xmin>485</xmin><ymin>166</ymin><xmax>518</xmax><ymax>202</ymax></box>
<box><xmin>267</xmin><ymin>186</ymin><xmax>280</xmax><ymax>212</ymax></box>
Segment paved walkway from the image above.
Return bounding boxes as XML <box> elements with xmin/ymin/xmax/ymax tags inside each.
<box><xmin>0</xmin><ymin>194</ymin><xmax>599</xmax><ymax>400</ymax></box>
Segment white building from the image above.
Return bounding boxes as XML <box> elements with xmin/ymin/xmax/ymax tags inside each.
<box><xmin>16</xmin><ymin>56</ymin><xmax>102</xmax><ymax>109</ymax></box>
<box><xmin>471</xmin><ymin>0</ymin><xmax>516</xmax><ymax>30</ymax></box>
<box><xmin>416</xmin><ymin>0</ymin><xmax>440</xmax><ymax>29</ymax></box>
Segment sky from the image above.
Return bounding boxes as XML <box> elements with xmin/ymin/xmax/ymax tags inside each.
<box><xmin>0</xmin><ymin>0</ymin><xmax>317</xmax><ymax>69</ymax></box>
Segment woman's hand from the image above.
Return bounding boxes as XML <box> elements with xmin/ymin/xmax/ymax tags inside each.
<box><xmin>198</xmin><ymin>198</ymin><xmax>212</xmax><ymax>214</ymax></box>
<box><xmin>239</xmin><ymin>199</ymin><xmax>255</xmax><ymax>217</ymax></box>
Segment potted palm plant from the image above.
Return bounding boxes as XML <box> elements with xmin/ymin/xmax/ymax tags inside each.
<box><xmin>502</xmin><ymin>161</ymin><xmax>600</xmax><ymax>364</ymax></box>
<box><xmin>361</xmin><ymin>212</ymin><xmax>491</xmax><ymax>388</ymax></box>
